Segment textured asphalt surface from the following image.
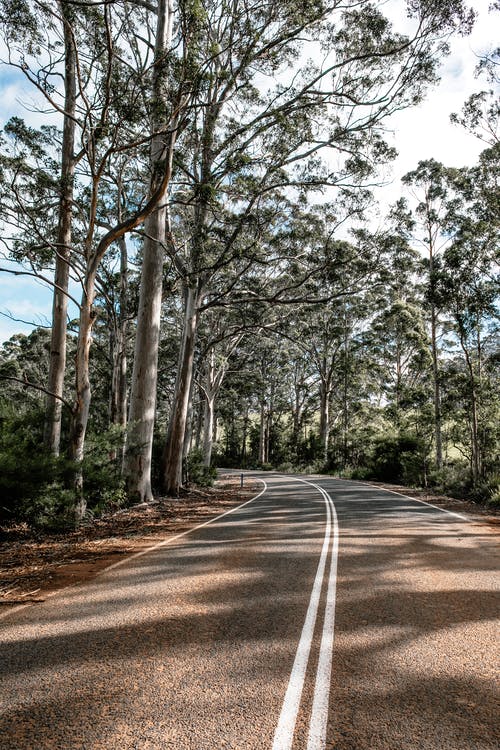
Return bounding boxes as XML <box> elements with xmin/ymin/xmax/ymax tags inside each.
<box><xmin>0</xmin><ymin>473</ymin><xmax>498</xmax><ymax>749</ymax></box>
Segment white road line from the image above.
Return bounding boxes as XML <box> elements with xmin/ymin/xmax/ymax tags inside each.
<box><xmin>307</xmin><ymin>489</ymin><xmax>339</xmax><ymax>750</ymax></box>
<box><xmin>272</xmin><ymin>476</ymin><xmax>339</xmax><ymax>750</ymax></box>
<box><xmin>0</xmin><ymin>480</ymin><xmax>268</xmax><ymax>622</ymax></box>
<box><xmin>325</xmin><ymin>477</ymin><xmax>469</xmax><ymax>521</ymax></box>
<box><xmin>102</xmin><ymin>479</ymin><xmax>269</xmax><ymax>574</ymax></box>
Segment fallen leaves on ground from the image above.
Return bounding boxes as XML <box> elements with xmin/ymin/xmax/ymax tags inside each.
<box><xmin>0</xmin><ymin>476</ymin><xmax>258</xmax><ymax>606</ymax></box>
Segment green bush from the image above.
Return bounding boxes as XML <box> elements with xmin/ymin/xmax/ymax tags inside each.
<box><xmin>186</xmin><ymin>448</ymin><xmax>216</xmax><ymax>487</ymax></box>
<box><xmin>0</xmin><ymin>408</ymin><xmax>75</xmax><ymax>525</ymax></box>
<box><xmin>29</xmin><ymin>483</ymin><xmax>78</xmax><ymax>531</ymax></box>
<box><xmin>368</xmin><ymin>435</ymin><xmax>428</xmax><ymax>485</ymax></box>
<box><xmin>0</xmin><ymin>410</ymin><xmax>127</xmax><ymax>527</ymax></box>
<box><xmin>348</xmin><ymin>466</ymin><xmax>373</xmax><ymax>481</ymax></box>
<box><xmin>427</xmin><ymin>464</ymin><xmax>499</xmax><ymax>505</ymax></box>
<box><xmin>82</xmin><ymin>425</ymin><xmax>127</xmax><ymax>512</ymax></box>
<box><xmin>487</xmin><ymin>481</ymin><xmax>500</xmax><ymax>508</ymax></box>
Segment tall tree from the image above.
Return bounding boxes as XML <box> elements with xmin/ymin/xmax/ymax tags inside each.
<box><xmin>398</xmin><ymin>161</ymin><xmax>458</xmax><ymax>469</ymax></box>
<box><xmin>43</xmin><ymin>1</ymin><xmax>77</xmax><ymax>454</ymax></box>
<box><xmin>159</xmin><ymin>0</ymin><xmax>475</xmax><ymax>494</ymax></box>
<box><xmin>124</xmin><ymin>0</ymin><xmax>178</xmax><ymax>502</ymax></box>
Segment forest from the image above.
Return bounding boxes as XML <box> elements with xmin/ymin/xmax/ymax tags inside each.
<box><xmin>0</xmin><ymin>0</ymin><xmax>498</xmax><ymax>530</ymax></box>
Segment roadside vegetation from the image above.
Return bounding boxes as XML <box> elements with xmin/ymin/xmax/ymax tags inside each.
<box><xmin>0</xmin><ymin>1</ymin><xmax>498</xmax><ymax>531</ymax></box>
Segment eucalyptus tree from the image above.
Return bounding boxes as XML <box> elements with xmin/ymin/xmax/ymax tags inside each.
<box><xmin>400</xmin><ymin>140</ymin><xmax>500</xmax><ymax>476</ymax></box>
<box><xmin>276</xmin><ymin>222</ymin><xmax>387</xmax><ymax>463</ymax></box>
<box><xmin>44</xmin><ymin>1</ymin><xmax>77</xmax><ymax>454</ymax></box>
<box><xmin>450</xmin><ymin>37</ymin><xmax>499</xmax><ymax>146</ymax></box>
<box><xmin>0</xmin><ymin>328</ymin><xmax>53</xmax><ymax>410</ymax></box>
<box><xmin>361</xmin><ymin>231</ymin><xmax>431</xmax><ymax>434</ymax></box>
<box><xmin>195</xmin><ymin>312</ymin><xmax>244</xmax><ymax>468</ymax></box>
<box><xmin>1</xmin><ymin>0</ymin><xmax>193</xmax><ymax>518</ymax></box>
<box><xmin>153</xmin><ymin>0</ymin><xmax>475</xmax><ymax>495</ymax></box>
<box><xmin>397</xmin><ymin>161</ymin><xmax>461</xmax><ymax>469</ymax></box>
<box><xmin>434</xmin><ymin>146</ymin><xmax>500</xmax><ymax>482</ymax></box>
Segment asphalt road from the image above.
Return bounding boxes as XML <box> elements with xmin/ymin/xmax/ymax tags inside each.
<box><xmin>1</xmin><ymin>473</ymin><xmax>498</xmax><ymax>749</ymax></box>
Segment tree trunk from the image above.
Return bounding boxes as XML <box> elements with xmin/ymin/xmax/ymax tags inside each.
<box><xmin>123</xmin><ymin>210</ymin><xmax>165</xmax><ymax>501</ymax></box>
<box><xmin>194</xmin><ymin>384</ymin><xmax>204</xmax><ymax>450</ymax></box>
<box><xmin>241</xmin><ymin>403</ymin><xmax>249</xmax><ymax>464</ymax></box>
<box><xmin>163</xmin><ymin>285</ymin><xmax>199</xmax><ymax>495</ymax></box>
<box><xmin>69</xmin><ymin>275</ymin><xmax>96</xmax><ymax>521</ymax></box>
<box><xmin>110</xmin><ymin>234</ymin><xmax>128</xmax><ymax>431</ymax></box>
<box><xmin>259</xmin><ymin>397</ymin><xmax>266</xmax><ymax>464</ymax></box>
<box><xmin>428</xmin><ymin>234</ymin><xmax>443</xmax><ymax>471</ymax></box>
<box><xmin>430</xmin><ymin>301</ymin><xmax>443</xmax><ymax>470</ymax></box>
<box><xmin>202</xmin><ymin>395</ymin><xmax>215</xmax><ymax>467</ymax></box>
<box><xmin>459</xmin><ymin>327</ymin><xmax>481</xmax><ymax>482</ymax></box>
<box><xmin>201</xmin><ymin>347</ymin><xmax>217</xmax><ymax>467</ymax></box>
<box><xmin>43</xmin><ymin>0</ymin><xmax>76</xmax><ymax>455</ymax></box>
<box><xmin>319</xmin><ymin>379</ymin><xmax>330</xmax><ymax>463</ymax></box>
<box><xmin>123</xmin><ymin>0</ymin><xmax>174</xmax><ymax>502</ymax></box>
<box><xmin>342</xmin><ymin>321</ymin><xmax>349</xmax><ymax>469</ymax></box>
<box><xmin>183</xmin><ymin>376</ymin><xmax>196</xmax><ymax>461</ymax></box>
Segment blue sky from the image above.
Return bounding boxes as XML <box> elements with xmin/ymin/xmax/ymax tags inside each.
<box><xmin>0</xmin><ymin>0</ymin><xmax>498</xmax><ymax>344</ymax></box>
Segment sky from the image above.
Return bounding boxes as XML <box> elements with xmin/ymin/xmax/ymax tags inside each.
<box><xmin>0</xmin><ymin>0</ymin><xmax>498</xmax><ymax>345</ymax></box>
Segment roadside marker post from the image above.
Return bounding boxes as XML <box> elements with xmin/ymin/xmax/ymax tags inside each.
<box><xmin>240</xmin><ymin>473</ymin><xmax>244</xmax><ymax>488</ymax></box>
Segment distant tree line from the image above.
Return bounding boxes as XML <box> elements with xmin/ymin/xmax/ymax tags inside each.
<box><xmin>0</xmin><ymin>0</ymin><xmax>497</xmax><ymax>528</ymax></box>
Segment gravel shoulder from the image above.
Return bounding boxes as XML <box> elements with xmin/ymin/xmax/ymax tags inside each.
<box><xmin>0</xmin><ymin>476</ymin><xmax>259</xmax><ymax>606</ymax></box>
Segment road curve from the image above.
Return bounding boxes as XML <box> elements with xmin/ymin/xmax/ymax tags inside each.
<box><xmin>0</xmin><ymin>473</ymin><xmax>498</xmax><ymax>750</ymax></box>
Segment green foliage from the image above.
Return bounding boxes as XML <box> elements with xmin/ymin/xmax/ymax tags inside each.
<box><xmin>0</xmin><ymin>408</ymin><xmax>127</xmax><ymax>528</ymax></box>
<box><xmin>0</xmin><ymin>407</ymin><xmax>76</xmax><ymax>527</ymax></box>
<box><xmin>487</xmin><ymin>479</ymin><xmax>500</xmax><ymax>508</ymax></box>
<box><xmin>186</xmin><ymin>448</ymin><xmax>216</xmax><ymax>487</ymax></box>
<box><xmin>81</xmin><ymin>426</ymin><xmax>127</xmax><ymax>513</ymax></box>
<box><xmin>367</xmin><ymin>434</ymin><xmax>428</xmax><ymax>485</ymax></box>
<box><xmin>429</xmin><ymin>463</ymin><xmax>500</xmax><ymax>505</ymax></box>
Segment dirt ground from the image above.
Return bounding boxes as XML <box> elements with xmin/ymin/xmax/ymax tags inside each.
<box><xmin>0</xmin><ymin>474</ymin><xmax>497</xmax><ymax>609</ymax></box>
<box><xmin>0</xmin><ymin>475</ymin><xmax>259</xmax><ymax>607</ymax></box>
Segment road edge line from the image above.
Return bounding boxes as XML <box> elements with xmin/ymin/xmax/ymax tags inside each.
<box><xmin>0</xmin><ymin>479</ymin><xmax>268</xmax><ymax>622</ymax></box>
<box><xmin>323</xmin><ymin>476</ymin><xmax>469</xmax><ymax>522</ymax></box>
<box><xmin>101</xmin><ymin>478</ymin><xmax>268</xmax><ymax>575</ymax></box>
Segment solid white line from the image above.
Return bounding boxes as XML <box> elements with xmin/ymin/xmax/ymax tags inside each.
<box><xmin>272</xmin><ymin>487</ymin><xmax>332</xmax><ymax>750</ymax></box>
<box><xmin>102</xmin><ymin>478</ymin><xmax>269</xmax><ymax>574</ymax></box>
<box><xmin>272</xmin><ymin>475</ymin><xmax>340</xmax><ymax>750</ymax></box>
<box><xmin>307</xmin><ymin>494</ymin><xmax>339</xmax><ymax>750</ymax></box>
<box><xmin>400</xmin><ymin>495</ymin><xmax>468</xmax><ymax>521</ymax></box>
<box><xmin>325</xmin><ymin>477</ymin><xmax>469</xmax><ymax>522</ymax></box>
<box><xmin>0</xmin><ymin>480</ymin><xmax>268</xmax><ymax>622</ymax></box>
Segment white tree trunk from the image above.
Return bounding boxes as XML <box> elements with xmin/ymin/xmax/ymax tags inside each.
<box><xmin>123</xmin><ymin>210</ymin><xmax>165</xmax><ymax>501</ymax></box>
<box><xmin>202</xmin><ymin>395</ymin><xmax>215</xmax><ymax>467</ymax></box>
<box><xmin>69</xmin><ymin>274</ymin><xmax>96</xmax><ymax>521</ymax></box>
<box><xmin>44</xmin><ymin>0</ymin><xmax>76</xmax><ymax>455</ymax></box>
<box><xmin>163</xmin><ymin>286</ymin><xmax>199</xmax><ymax>495</ymax></box>
<box><xmin>123</xmin><ymin>0</ymin><xmax>174</xmax><ymax>501</ymax></box>
<box><xmin>319</xmin><ymin>380</ymin><xmax>330</xmax><ymax>463</ymax></box>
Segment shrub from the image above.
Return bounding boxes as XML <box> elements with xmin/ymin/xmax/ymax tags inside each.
<box><xmin>186</xmin><ymin>448</ymin><xmax>216</xmax><ymax>487</ymax></box>
<box><xmin>82</xmin><ymin>425</ymin><xmax>127</xmax><ymax>512</ymax></box>
<box><xmin>487</xmin><ymin>480</ymin><xmax>500</xmax><ymax>508</ymax></box>
<box><xmin>368</xmin><ymin>435</ymin><xmax>428</xmax><ymax>485</ymax></box>
<box><xmin>0</xmin><ymin>408</ymin><xmax>76</xmax><ymax>525</ymax></box>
